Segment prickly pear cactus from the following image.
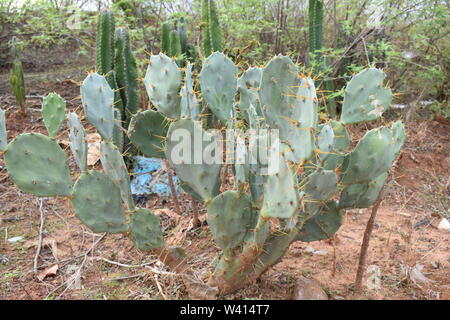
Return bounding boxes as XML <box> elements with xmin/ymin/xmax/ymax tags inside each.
<box><xmin>3</xmin><ymin>49</ymin><xmax>406</xmax><ymax>298</ymax></box>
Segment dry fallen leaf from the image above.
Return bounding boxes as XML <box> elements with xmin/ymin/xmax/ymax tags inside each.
<box><xmin>24</xmin><ymin>237</ymin><xmax>59</xmax><ymax>261</ymax></box>
<box><xmin>87</xmin><ymin>133</ymin><xmax>101</xmax><ymax>166</ymax></box>
<box><xmin>37</xmin><ymin>264</ymin><xmax>58</xmax><ymax>281</ymax></box>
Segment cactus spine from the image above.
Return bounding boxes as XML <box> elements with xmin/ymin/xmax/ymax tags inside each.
<box><xmin>202</xmin><ymin>0</ymin><xmax>222</xmax><ymax>58</ymax></box>
<box><xmin>9</xmin><ymin>37</ymin><xmax>26</xmax><ymax>113</ymax></box>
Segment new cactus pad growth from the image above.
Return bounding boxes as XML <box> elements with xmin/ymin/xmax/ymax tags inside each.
<box><xmin>41</xmin><ymin>93</ymin><xmax>66</xmax><ymax>138</ymax></box>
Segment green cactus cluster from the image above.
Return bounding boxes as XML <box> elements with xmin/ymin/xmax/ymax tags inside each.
<box><xmin>161</xmin><ymin>17</ymin><xmax>194</xmax><ymax>66</ymax></box>
<box><xmin>3</xmin><ymin>48</ymin><xmax>405</xmax><ymax>296</ymax></box>
<box><xmin>95</xmin><ymin>10</ymin><xmax>139</xmax><ymax>156</ymax></box>
<box><xmin>9</xmin><ymin>37</ymin><xmax>26</xmax><ymax>113</ymax></box>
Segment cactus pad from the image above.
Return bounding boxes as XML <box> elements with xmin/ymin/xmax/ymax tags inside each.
<box><xmin>237</xmin><ymin>67</ymin><xmax>262</xmax><ymax>119</ymax></box>
<box><xmin>341</xmin><ymin>123</ymin><xmax>404</xmax><ymax>185</ymax></box>
<box><xmin>207</xmin><ymin>190</ymin><xmax>256</xmax><ymax>250</ymax></box>
<box><xmin>165</xmin><ymin>118</ymin><xmax>221</xmax><ymax>202</ymax></box>
<box><xmin>260</xmin><ymin>150</ymin><xmax>298</xmax><ymax>218</ymax></box>
<box><xmin>80</xmin><ymin>73</ymin><xmax>115</xmax><ymax>140</ymax></box>
<box><xmin>296</xmin><ymin>200</ymin><xmax>343</xmax><ymax>242</ymax></box>
<box><xmin>100</xmin><ymin>141</ymin><xmax>134</xmax><ymax>210</ymax></box>
<box><xmin>260</xmin><ymin>55</ymin><xmax>316</xmax><ymax>162</ymax></box>
<box><xmin>144</xmin><ymin>53</ymin><xmax>181</xmax><ymax>119</ymax></box>
<box><xmin>340</xmin><ymin>68</ymin><xmax>392</xmax><ymax>124</ymax></box>
<box><xmin>200</xmin><ymin>52</ymin><xmax>238</xmax><ymax>123</ymax></box>
<box><xmin>67</xmin><ymin>112</ymin><xmax>88</xmax><ymax>172</ymax></box>
<box><xmin>71</xmin><ymin>170</ymin><xmax>128</xmax><ymax>233</ymax></box>
<box><xmin>4</xmin><ymin>133</ymin><xmax>72</xmax><ymax>196</ymax></box>
<box><xmin>129</xmin><ymin>208</ymin><xmax>164</xmax><ymax>250</ymax></box>
<box><xmin>41</xmin><ymin>93</ymin><xmax>66</xmax><ymax>138</ymax></box>
<box><xmin>339</xmin><ymin>172</ymin><xmax>387</xmax><ymax>209</ymax></box>
<box><xmin>128</xmin><ymin>109</ymin><xmax>168</xmax><ymax>158</ymax></box>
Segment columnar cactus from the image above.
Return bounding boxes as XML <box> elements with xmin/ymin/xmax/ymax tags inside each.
<box><xmin>308</xmin><ymin>0</ymin><xmax>323</xmax><ymax>57</ymax></box>
<box><xmin>201</xmin><ymin>0</ymin><xmax>222</xmax><ymax>58</ymax></box>
<box><xmin>9</xmin><ymin>37</ymin><xmax>26</xmax><ymax>113</ymax></box>
<box><xmin>3</xmin><ymin>51</ymin><xmax>405</xmax><ymax>298</ymax></box>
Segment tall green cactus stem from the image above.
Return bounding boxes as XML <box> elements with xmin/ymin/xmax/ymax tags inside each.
<box><xmin>67</xmin><ymin>112</ymin><xmax>88</xmax><ymax>172</ymax></box>
<box><xmin>161</xmin><ymin>21</ymin><xmax>171</xmax><ymax>54</ymax></box>
<box><xmin>41</xmin><ymin>93</ymin><xmax>66</xmax><ymax>138</ymax></box>
<box><xmin>144</xmin><ymin>53</ymin><xmax>181</xmax><ymax>119</ymax></box>
<box><xmin>308</xmin><ymin>0</ymin><xmax>323</xmax><ymax>57</ymax></box>
<box><xmin>115</xmin><ymin>27</ymin><xmax>140</xmax><ymax>122</ymax></box>
<box><xmin>178</xmin><ymin>17</ymin><xmax>188</xmax><ymax>56</ymax></box>
<box><xmin>10</xmin><ymin>37</ymin><xmax>26</xmax><ymax>113</ymax></box>
<box><xmin>199</xmin><ymin>52</ymin><xmax>238</xmax><ymax>123</ymax></box>
<box><xmin>96</xmin><ymin>10</ymin><xmax>115</xmax><ymax>77</ymax></box>
<box><xmin>202</xmin><ymin>0</ymin><xmax>222</xmax><ymax>58</ymax></box>
<box><xmin>170</xmin><ymin>30</ymin><xmax>182</xmax><ymax>58</ymax></box>
<box><xmin>0</xmin><ymin>109</ymin><xmax>7</xmax><ymax>151</ymax></box>
<box><xmin>4</xmin><ymin>133</ymin><xmax>72</xmax><ymax>196</ymax></box>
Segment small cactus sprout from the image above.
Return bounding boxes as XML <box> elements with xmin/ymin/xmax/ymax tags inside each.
<box><xmin>41</xmin><ymin>93</ymin><xmax>66</xmax><ymax>138</ymax></box>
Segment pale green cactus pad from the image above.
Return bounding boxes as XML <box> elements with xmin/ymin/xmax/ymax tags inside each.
<box><xmin>340</xmin><ymin>68</ymin><xmax>392</xmax><ymax>124</ymax></box>
<box><xmin>144</xmin><ymin>53</ymin><xmax>181</xmax><ymax>119</ymax></box>
<box><xmin>128</xmin><ymin>109</ymin><xmax>169</xmax><ymax>158</ymax></box>
<box><xmin>207</xmin><ymin>191</ymin><xmax>256</xmax><ymax>250</ymax></box>
<box><xmin>260</xmin><ymin>150</ymin><xmax>298</xmax><ymax>218</ymax></box>
<box><xmin>200</xmin><ymin>52</ymin><xmax>238</xmax><ymax>123</ymax></box>
<box><xmin>129</xmin><ymin>208</ymin><xmax>164</xmax><ymax>250</ymax></box>
<box><xmin>296</xmin><ymin>200</ymin><xmax>343</xmax><ymax>242</ymax></box>
<box><xmin>80</xmin><ymin>73</ymin><xmax>115</xmax><ymax>140</ymax></box>
<box><xmin>71</xmin><ymin>170</ymin><xmax>128</xmax><ymax>234</ymax></box>
<box><xmin>339</xmin><ymin>172</ymin><xmax>388</xmax><ymax>209</ymax></box>
<box><xmin>165</xmin><ymin>118</ymin><xmax>221</xmax><ymax>202</ymax></box>
<box><xmin>100</xmin><ymin>141</ymin><xmax>134</xmax><ymax>210</ymax></box>
<box><xmin>4</xmin><ymin>133</ymin><xmax>72</xmax><ymax>197</ymax></box>
<box><xmin>41</xmin><ymin>93</ymin><xmax>66</xmax><ymax>138</ymax></box>
<box><xmin>67</xmin><ymin>112</ymin><xmax>88</xmax><ymax>172</ymax></box>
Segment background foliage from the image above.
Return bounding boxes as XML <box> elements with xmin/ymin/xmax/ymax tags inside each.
<box><xmin>1</xmin><ymin>0</ymin><xmax>448</xmax><ymax>114</ymax></box>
